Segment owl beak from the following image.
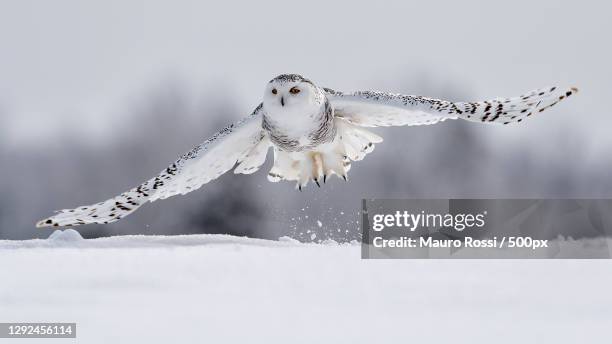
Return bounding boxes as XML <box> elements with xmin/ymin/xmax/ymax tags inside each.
<box><xmin>280</xmin><ymin>96</ymin><xmax>285</xmax><ymax>107</ymax></box>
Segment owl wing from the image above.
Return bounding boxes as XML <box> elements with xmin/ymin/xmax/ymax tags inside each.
<box><xmin>36</xmin><ymin>104</ymin><xmax>271</xmax><ymax>228</ymax></box>
<box><xmin>324</xmin><ymin>86</ymin><xmax>577</xmax><ymax>127</ymax></box>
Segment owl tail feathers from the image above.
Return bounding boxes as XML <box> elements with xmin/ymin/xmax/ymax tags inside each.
<box><xmin>266</xmin><ymin>120</ymin><xmax>382</xmax><ymax>190</ymax></box>
<box><xmin>36</xmin><ymin>182</ymin><xmax>153</xmax><ymax>228</ymax></box>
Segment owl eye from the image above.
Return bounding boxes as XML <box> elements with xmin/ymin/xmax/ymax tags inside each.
<box><xmin>289</xmin><ymin>87</ymin><xmax>300</xmax><ymax>95</ymax></box>
<box><xmin>271</xmin><ymin>88</ymin><xmax>277</xmax><ymax>95</ymax></box>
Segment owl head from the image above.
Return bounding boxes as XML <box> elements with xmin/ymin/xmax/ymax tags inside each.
<box><xmin>263</xmin><ymin>74</ymin><xmax>322</xmax><ymax>117</ymax></box>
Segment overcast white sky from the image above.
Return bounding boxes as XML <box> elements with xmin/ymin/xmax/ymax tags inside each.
<box><xmin>0</xmin><ymin>0</ymin><xmax>610</xmax><ymax>155</ymax></box>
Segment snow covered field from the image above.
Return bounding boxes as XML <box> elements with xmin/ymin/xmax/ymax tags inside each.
<box><xmin>1</xmin><ymin>230</ymin><xmax>611</xmax><ymax>343</ymax></box>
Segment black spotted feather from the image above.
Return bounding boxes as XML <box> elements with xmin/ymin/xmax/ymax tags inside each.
<box><xmin>325</xmin><ymin>86</ymin><xmax>577</xmax><ymax>127</ymax></box>
<box><xmin>37</xmin><ymin>104</ymin><xmax>269</xmax><ymax>228</ymax></box>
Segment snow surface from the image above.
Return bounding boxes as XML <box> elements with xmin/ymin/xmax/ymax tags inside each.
<box><xmin>1</xmin><ymin>230</ymin><xmax>611</xmax><ymax>343</ymax></box>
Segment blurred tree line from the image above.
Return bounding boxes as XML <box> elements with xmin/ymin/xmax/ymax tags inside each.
<box><xmin>0</xmin><ymin>78</ymin><xmax>609</xmax><ymax>241</ymax></box>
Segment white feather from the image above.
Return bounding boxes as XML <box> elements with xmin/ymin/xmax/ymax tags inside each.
<box><xmin>325</xmin><ymin>86</ymin><xmax>577</xmax><ymax>127</ymax></box>
<box><xmin>37</xmin><ymin>104</ymin><xmax>266</xmax><ymax>228</ymax></box>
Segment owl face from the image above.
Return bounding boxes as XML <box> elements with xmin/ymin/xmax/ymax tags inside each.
<box><xmin>263</xmin><ymin>74</ymin><xmax>321</xmax><ymax>118</ymax></box>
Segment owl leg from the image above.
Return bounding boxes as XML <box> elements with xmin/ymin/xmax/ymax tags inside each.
<box><xmin>297</xmin><ymin>150</ymin><xmax>347</xmax><ymax>190</ymax></box>
<box><xmin>270</xmin><ymin>147</ymin><xmax>351</xmax><ymax>190</ymax></box>
<box><xmin>318</xmin><ymin>142</ymin><xmax>349</xmax><ymax>182</ymax></box>
<box><xmin>296</xmin><ymin>156</ymin><xmax>313</xmax><ymax>191</ymax></box>
<box><xmin>311</xmin><ymin>152</ymin><xmax>324</xmax><ymax>187</ymax></box>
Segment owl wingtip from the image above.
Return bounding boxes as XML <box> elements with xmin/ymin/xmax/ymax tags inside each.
<box><xmin>36</xmin><ymin>218</ymin><xmax>55</xmax><ymax>228</ymax></box>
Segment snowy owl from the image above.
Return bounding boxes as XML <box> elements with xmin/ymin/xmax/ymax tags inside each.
<box><xmin>37</xmin><ymin>74</ymin><xmax>578</xmax><ymax>227</ymax></box>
